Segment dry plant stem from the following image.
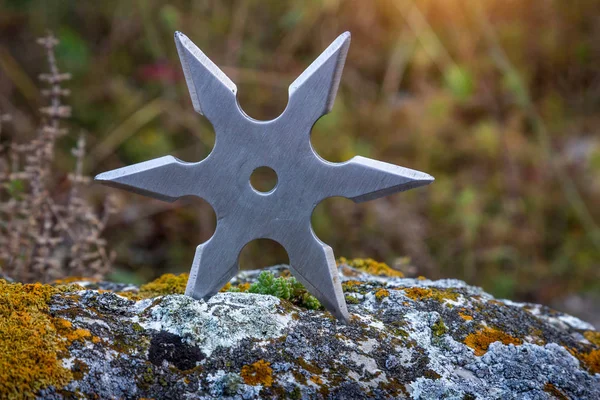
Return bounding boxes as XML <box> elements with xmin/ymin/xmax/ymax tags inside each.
<box><xmin>0</xmin><ymin>33</ymin><xmax>114</xmax><ymax>282</ymax></box>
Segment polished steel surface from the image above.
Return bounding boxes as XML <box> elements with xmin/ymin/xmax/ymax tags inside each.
<box><xmin>95</xmin><ymin>31</ymin><xmax>434</xmax><ymax>322</ymax></box>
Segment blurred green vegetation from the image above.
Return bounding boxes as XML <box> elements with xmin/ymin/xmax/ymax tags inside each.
<box><xmin>1</xmin><ymin>0</ymin><xmax>599</xmax><ymax>307</ymax></box>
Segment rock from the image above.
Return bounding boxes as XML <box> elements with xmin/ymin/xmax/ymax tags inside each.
<box><xmin>1</xmin><ymin>260</ymin><xmax>599</xmax><ymax>399</ymax></box>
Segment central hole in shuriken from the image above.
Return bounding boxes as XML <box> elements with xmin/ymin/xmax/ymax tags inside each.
<box><xmin>250</xmin><ymin>166</ymin><xmax>278</xmax><ymax>193</ymax></box>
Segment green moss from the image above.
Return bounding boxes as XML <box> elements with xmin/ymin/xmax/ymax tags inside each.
<box><xmin>341</xmin><ymin>280</ymin><xmax>363</xmax><ymax>293</ymax></box>
<box><xmin>289</xmin><ymin>386</ymin><xmax>302</xmax><ymax>399</ymax></box>
<box><xmin>248</xmin><ymin>271</ymin><xmax>322</xmax><ymax>310</ymax></box>
<box><xmin>141</xmin><ymin>365</ymin><xmax>154</xmax><ymax>384</ymax></box>
<box><xmin>296</xmin><ymin>357</ymin><xmax>323</xmax><ymax>375</ymax></box>
<box><xmin>432</xmin><ymin>319</ymin><xmax>448</xmax><ymax>336</ymax></box>
<box><xmin>301</xmin><ymin>293</ymin><xmax>321</xmax><ymax>310</ymax></box>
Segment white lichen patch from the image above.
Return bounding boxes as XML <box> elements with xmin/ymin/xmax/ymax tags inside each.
<box><xmin>386</xmin><ymin>347</ymin><xmax>414</xmax><ymax>369</ymax></box>
<box><xmin>337</xmin><ymin>336</ymin><xmax>356</xmax><ymax>349</ymax></box>
<box><xmin>403</xmin><ymin>311</ymin><xmax>468</xmax><ymax>376</ymax></box>
<box><xmin>358</xmin><ymin>338</ymin><xmax>379</xmax><ymax>353</ymax></box>
<box><xmin>348</xmin><ymin>351</ymin><xmax>381</xmax><ymax>375</ymax></box>
<box><xmin>505</xmin><ymin>300</ymin><xmax>597</xmax><ymax>331</ymax></box>
<box><xmin>62</xmin><ymin>356</ymin><xmax>76</xmax><ymax>369</ymax></box>
<box><xmin>75</xmin><ymin>316</ymin><xmax>110</xmax><ymax>329</ymax></box>
<box><xmin>442</xmin><ymin>295</ymin><xmax>465</xmax><ymax>307</ymax></box>
<box><xmin>352</xmin><ymin>312</ymin><xmax>386</xmax><ymax>331</ymax></box>
<box><xmin>557</xmin><ymin>314</ymin><xmax>596</xmax><ymax>331</ymax></box>
<box><xmin>140</xmin><ymin>293</ymin><xmax>291</xmax><ymax>356</ymax></box>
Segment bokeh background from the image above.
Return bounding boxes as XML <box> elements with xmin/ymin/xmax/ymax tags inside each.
<box><xmin>1</xmin><ymin>0</ymin><xmax>599</xmax><ymax>325</ymax></box>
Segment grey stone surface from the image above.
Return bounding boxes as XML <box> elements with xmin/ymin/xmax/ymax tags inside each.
<box><xmin>35</xmin><ymin>264</ymin><xmax>600</xmax><ymax>399</ymax></box>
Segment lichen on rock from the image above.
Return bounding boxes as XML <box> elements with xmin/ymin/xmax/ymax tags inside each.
<box><xmin>138</xmin><ymin>273</ymin><xmax>189</xmax><ymax>298</ymax></box>
<box><xmin>464</xmin><ymin>326</ymin><xmax>522</xmax><ymax>356</ymax></box>
<box><xmin>241</xmin><ymin>359</ymin><xmax>273</xmax><ymax>387</ymax></box>
<box><xmin>1</xmin><ymin>262</ymin><xmax>599</xmax><ymax>399</ymax></box>
<box><xmin>142</xmin><ymin>293</ymin><xmax>292</xmax><ymax>357</ymax></box>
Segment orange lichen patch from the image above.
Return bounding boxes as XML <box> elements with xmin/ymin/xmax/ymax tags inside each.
<box><xmin>338</xmin><ymin>257</ymin><xmax>404</xmax><ymax>277</ymax></box>
<box><xmin>584</xmin><ymin>331</ymin><xmax>600</xmax><ymax>346</ymax></box>
<box><xmin>403</xmin><ymin>287</ymin><xmax>459</xmax><ymax>303</ymax></box>
<box><xmin>375</xmin><ymin>289</ymin><xmax>390</xmax><ymax>301</ymax></box>
<box><xmin>543</xmin><ymin>383</ymin><xmax>568</xmax><ymax>399</ymax></box>
<box><xmin>342</xmin><ymin>280</ymin><xmax>362</xmax><ymax>291</ymax></box>
<box><xmin>138</xmin><ymin>273</ymin><xmax>189</xmax><ymax>298</ymax></box>
<box><xmin>221</xmin><ymin>282</ymin><xmax>251</xmax><ymax>293</ymax></box>
<box><xmin>241</xmin><ymin>359</ymin><xmax>273</xmax><ymax>387</ymax></box>
<box><xmin>310</xmin><ymin>375</ymin><xmax>323</xmax><ymax>385</ymax></box>
<box><xmin>68</xmin><ymin>328</ymin><xmax>92</xmax><ymax>343</ymax></box>
<box><xmin>403</xmin><ymin>287</ymin><xmax>432</xmax><ymax>300</ymax></box>
<box><xmin>581</xmin><ymin>349</ymin><xmax>600</xmax><ymax>374</ymax></box>
<box><xmin>54</xmin><ymin>317</ymin><xmax>73</xmax><ymax>330</ymax></box>
<box><xmin>464</xmin><ymin>327</ymin><xmax>522</xmax><ymax>356</ymax></box>
<box><xmin>237</xmin><ymin>283</ymin><xmax>251</xmax><ymax>292</ymax></box>
<box><xmin>569</xmin><ymin>348</ymin><xmax>600</xmax><ymax>374</ymax></box>
<box><xmin>417</xmin><ymin>276</ymin><xmax>427</xmax><ymax>280</ymax></box>
<box><xmin>0</xmin><ymin>280</ymin><xmax>74</xmax><ymax>397</ymax></box>
<box><xmin>459</xmin><ymin>311</ymin><xmax>473</xmax><ymax>321</ymax></box>
<box><xmin>53</xmin><ymin>318</ymin><xmax>91</xmax><ymax>344</ymax></box>
<box><xmin>92</xmin><ymin>336</ymin><xmax>101</xmax><ymax>344</ymax></box>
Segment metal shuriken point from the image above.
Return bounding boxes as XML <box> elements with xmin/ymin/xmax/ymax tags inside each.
<box><xmin>95</xmin><ymin>31</ymin><xmax>434</xmax><ymax>323</ymax></box>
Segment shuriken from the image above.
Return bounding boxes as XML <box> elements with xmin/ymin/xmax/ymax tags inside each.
<box><xmin>95</xmin><ymin>31</ymin><xmax>434</xmax><ymax>323</ymax></box>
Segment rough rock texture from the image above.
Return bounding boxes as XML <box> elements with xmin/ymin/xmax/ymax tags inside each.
<box><xmin>1</xmin><ymin>262</ymin><xmax>599</xmax><ymax>399</ymax></box>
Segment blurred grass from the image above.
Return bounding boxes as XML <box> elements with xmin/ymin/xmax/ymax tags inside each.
<box><xmin>0</xmin><ymin>0</ymin><xmax>599</xmax><ymax>308</ymax></box>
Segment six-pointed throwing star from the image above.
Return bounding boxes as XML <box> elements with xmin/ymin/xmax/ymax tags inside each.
<box><xmin>95</xmin><ymin>31</ymin><xmax>434</xmax><ymax>323</ymax></box>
